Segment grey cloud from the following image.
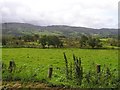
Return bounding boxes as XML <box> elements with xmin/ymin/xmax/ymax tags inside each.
<box><xmin>0</xmin><ymin>0</ymin><xmax>118</xmax><ymax>28</ymax></box>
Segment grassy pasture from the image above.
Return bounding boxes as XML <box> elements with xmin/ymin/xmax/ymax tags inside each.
<box><xmin>2</xmin><ymin>48</ymin><xmax>119</xmax><ymax>88</ymax></box>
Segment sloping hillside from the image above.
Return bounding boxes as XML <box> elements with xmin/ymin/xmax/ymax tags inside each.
<box><xmin>2</xmin><ymin>23</ymin><xmax>118</xmax><ymax>37</ymax></box>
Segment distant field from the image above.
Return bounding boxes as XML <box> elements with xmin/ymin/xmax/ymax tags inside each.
<box><xmin>2</xmin><ymin>48</ymin><xmax>119</xmax><ymax>88</ymax></box>
<box><xmin>2</xmin><ymin>48</ymin><xmax>118</xmax><ymax>69</ymax></box>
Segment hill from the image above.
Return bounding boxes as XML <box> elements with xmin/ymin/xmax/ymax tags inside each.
<box><xmin>2</xmin><ymin>22</ymin><xmax>118</xmax><ymax>37</ymax></box>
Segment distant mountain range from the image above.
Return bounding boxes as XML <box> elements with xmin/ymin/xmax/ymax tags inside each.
<box><xmin>2</xmin><ymin>22</ymin><xmax>118</xmax><ymax>37</ymax></box>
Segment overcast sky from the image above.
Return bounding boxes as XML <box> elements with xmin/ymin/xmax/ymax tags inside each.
<box><xmin>0</xmin><ymin>0</ymin><xmax>119</xmax><ymax>28</ymax></box>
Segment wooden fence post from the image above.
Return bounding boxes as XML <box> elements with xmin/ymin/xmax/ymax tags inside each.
<box><xmin>8</xmin><ymin>60</ymin><xmax>16</xmax><ymax>73</ymax></box>
<box><xmin>96</xmin><ymin>64</ymin><xmax>101</xmax><ymax>73</ymax></box>
<box><xmin>48</xmin><ymin>67</ymin><xmax>53</xmax><ymax>78</ymax></box>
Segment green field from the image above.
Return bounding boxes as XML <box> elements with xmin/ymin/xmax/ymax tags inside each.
<box><xmin>2</xmin><ymin>48</ymin><xmax>119</xmax><ymax>88</ymax></box>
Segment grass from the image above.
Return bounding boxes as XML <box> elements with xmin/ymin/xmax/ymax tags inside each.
<box><xmin>2</xmin><ymin>48</ymin><xmax>119</xmax><ymax>88</ymax></box>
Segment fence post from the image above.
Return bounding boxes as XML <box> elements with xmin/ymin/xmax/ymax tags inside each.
<box><xmin>48</xmin><ymin>67</ymin><xmax>53</xmax><ymax>78</ymax></box>
<box><xmin>8</xmin><ymin>60</ymin><xmax>16</xmax><ymax>73</ymax></box>
<box><xmin>96</xmin><ymin>64</ymin><xmax>101</xmax><ymax>73</ymax></box>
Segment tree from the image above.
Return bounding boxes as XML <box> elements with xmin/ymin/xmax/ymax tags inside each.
<box><xmin>108</xmin><ymin>38</ymin><xmax>118</xmax><ymax>46</ymax></box>
<box><xmin>47</xmin><ymin>36</ymin><xmax>63</xmax><ymax>48</ymax></box>
<box><xmin>79</xmin><ymin>35</ymin><xmax>88</xmax><ymax>48</ymax></box>
<box><xmin>33</xmin><ymin>34</ymin><xmax>39</xmax><ymax>42</ymax></box>
<box><xmin>23</xmin><ymin>35</ymin><xmax>34</xmax><ymax>42</ymax></box>
<box><xmin>2</xmin><ymin>36</ymin><xmax>7</xmax><ymax>45</ymax></box>
<box><xmin>88</xmin><ymin>37</ymin><xmax>102</xmax><ymax>48</ymax></box>
<box><xmin>52</xmin><ymin>36</ymin><xmax>61</xmax><ymax>48</ymax></box>
<box><xmin>39</xmin><ymin>35</ymin><xmax>47</xmax><ymax>48</ymax></box>
<box><xmin>47</xmin><ymin>36</ymin><xmax>56</xmax><ymax>48</ymax></box>
<box><xmin>39</xmin><ymin>35</ymin><xmax>63</xmax><ymax>48</ymax></box>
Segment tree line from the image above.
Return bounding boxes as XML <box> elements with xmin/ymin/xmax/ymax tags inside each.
<box><xmin>2</xmin><ymin>34</ymin><xmax>120</xmax><ymax>49</ymax></box>
<box><xmin>2</xmin><ymin>34</ymin><xmax>63</xmax><ymax>48</ymax></box>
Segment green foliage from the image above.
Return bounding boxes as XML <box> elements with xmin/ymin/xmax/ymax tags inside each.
<box><xmin>63</xmin><ymin>52</ymin><xmax>69</xmax><ymax>79</ymax></box>
<box><xmin>2</xmin><ymin>34</ymin><xmax>120</xmax><ymax>49</ymax></box>
<box><xmin>108</xmin><ymin>38</ymin><xmax>120</xmax><ymax>47</ymax></box>
<box><xmin>2</xmin><ymin>36</ymin><xmax>7</xmax><ymax>45</ymax></box>
<box><xmin>2</xmin><ymin>48</ymin><xmax>119</xmax><ymax>88</ymax></box>
<box><xmin>39</xmin><ymin>35</ymin><xmax>47</xmax><ymax>48</ymax></box>
<box><xmin>88</xmin><ymin>37</ymin><xmax>102</xmax><ymax>48</ymax></box>
<box><xmin>82</xmin><ymin>66</ymin><xmax>120</xmax><ymax>88</ymax></box>
<box><xmin>80</xmin><ymin>35</ymin><xmax>102</xmax><ymax>48</ymax></box>
<box><xmin>72</xmin><ymin>54</ymin><xmax>83</xmax><ymax>85</ymax></box>
<box><xmin>39</xmin><ymin>35</ymin><xmax>63</xmax><ymax>48</ymax></box>
<box><xmin>80</xmin><ymin>35</ymin><xmax>88</xmax><ymax>47</ymax></box>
